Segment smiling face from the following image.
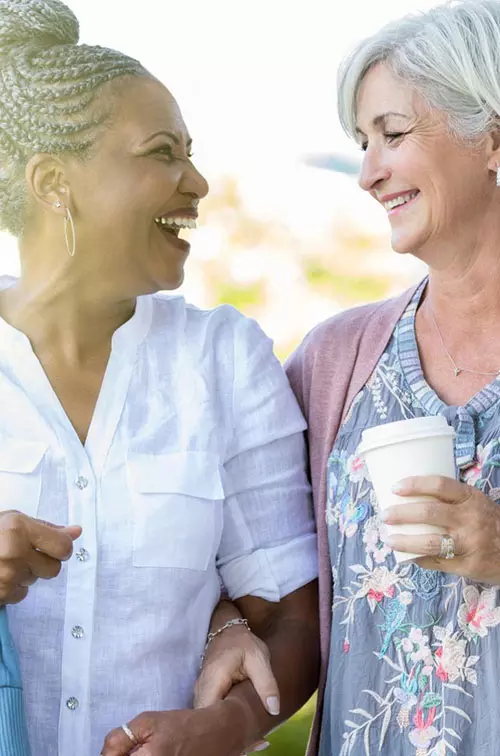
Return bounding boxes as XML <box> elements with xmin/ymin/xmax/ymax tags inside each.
<box><xmin>59</xmin><ymin>75</ymin><xmax>209</xmax><ymax>296</ymax></box>
<box><xmin>356</xmin><ymin>63</ymin><xmax>499</xmax><ymax>262</ymax></box>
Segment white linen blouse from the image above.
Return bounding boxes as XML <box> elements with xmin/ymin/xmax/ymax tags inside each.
<box><xmin>0</xmin><ymin>279</ymin><xmax>317</xmax><ymax>756</ymax></box>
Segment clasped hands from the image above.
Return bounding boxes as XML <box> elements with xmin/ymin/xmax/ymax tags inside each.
<box><xmin>99</xmin><ymin>621</ymin><xmax>279</xmax><ymax>756</ymax></box>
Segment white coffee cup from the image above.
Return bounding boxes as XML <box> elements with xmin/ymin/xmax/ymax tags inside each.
<box><xmin>357</xmin><ymin>416</ymin><xmax>456</xmax><ymax>563</ymax></box>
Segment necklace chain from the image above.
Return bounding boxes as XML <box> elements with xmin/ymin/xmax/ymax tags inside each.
<box><xmin>428</xmin><ymin>306</ymin><xmax>500</xmax><ymax>379</ymax></box>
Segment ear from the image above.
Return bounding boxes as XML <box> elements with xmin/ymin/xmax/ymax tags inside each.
<box><xmin>486</xmin><ymin>127</ymin><xmax>500</xmax><ymax>175</ymax></box>
<box><xmin>25</xmin><ymin>154</ymin><xmax>71</xmax><ymax>211</ymax></box>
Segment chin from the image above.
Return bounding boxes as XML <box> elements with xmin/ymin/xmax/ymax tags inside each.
<box><xmin>159</xmin><ymin>270</ymin><xmax>185</xmax><ymax>291</ymax></box>
<box><xmin>390</xmin><ymin>229</ymin><xmax>424</xmax><ymax>255</ymax></box>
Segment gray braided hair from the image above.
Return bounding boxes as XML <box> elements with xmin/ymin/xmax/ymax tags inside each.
<box><xmin>0</xmin><ymin>0</ymin><xmax>150</xmax><ymax>236</ymax></box>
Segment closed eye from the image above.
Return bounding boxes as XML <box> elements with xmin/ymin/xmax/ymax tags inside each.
<box><xmin>152</xmin><ymin>145</ymin><xmax>195</xmax><ymax>162</ymax></box>
<box><xmin>360</xmin><ymin>132</ymin><xmax>407</xmax><ymax>152</ymax></box>
<box><xmin>385</xmin><ymin>132</ymin><xmax>406</xmax><ymax>143</ymax></box>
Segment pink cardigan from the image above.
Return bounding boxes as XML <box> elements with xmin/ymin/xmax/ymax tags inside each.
<box><xmin>285</xmin><ymin>284</ymin><xmax>419</xmax><ymax>755</ymax></box>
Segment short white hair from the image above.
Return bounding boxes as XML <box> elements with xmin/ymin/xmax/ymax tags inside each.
<box><xmin>338</xmin><ymin>0</ymin><xmax>500</xmax><ymax>143</ymax></box>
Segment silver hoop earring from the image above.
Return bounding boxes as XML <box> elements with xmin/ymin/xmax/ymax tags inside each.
<box><xmin>497</xmin><ymin>167</ymin><xmax>500</xmax><ymax>188</ymax></box>
<box><xmin>63</xmin><ymin>207</ymin><xmax>76</xmax><ymax>257</ymax></box>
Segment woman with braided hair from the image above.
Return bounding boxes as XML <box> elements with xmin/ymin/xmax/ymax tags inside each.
<box><xmin>0</xmin><ymin>1</ymin><xmax>320</xmax><ymax>755</ymax></box>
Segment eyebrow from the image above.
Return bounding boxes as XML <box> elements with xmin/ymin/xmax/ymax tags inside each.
<box><xmin>140</xmin><ymin>130</ymin><xmax>193</xmax><ymax>148</ymax></box>
<box><xmin>356</xmin><ymin>112</ymin><xmax>411</xmax><ymax>135</ymax></box>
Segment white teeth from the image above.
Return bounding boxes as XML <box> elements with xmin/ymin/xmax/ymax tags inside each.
<box><xmin>155</xmin><ymin>216</ymin><xmax>197</xmax><ymax>230</ymax></box>
<box><xmin>383</xmin><ymin>191</ymin><xmax>418</xmax><ymax>212</ymax></box>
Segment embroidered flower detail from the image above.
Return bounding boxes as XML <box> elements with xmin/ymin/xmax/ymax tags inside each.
<box><xmin>343</xmin><ymin>639</ymin><xmax>350</xmax><ymax>653</ymax></box>
<box><xmin>411</xmin><ymin>565</ymin><xmax>442</xmax><ymax>600</ymax></box>
<box><xmin>458</xmin><ymin>585</ymin><xmax>500</xmax><ymax>641</ymax></box>
<box><xmin>409</xmin><ymin>707</ymin><xmax>438</xmax><ymax>749</ymax></box>
<box><xmin>368</xmin><ymin>586</ymin><xmax>395</xmax><ymax>604</ymax></box>
<box><xmin>363</xmin><ymin>516</ymin><xmax>392</xmax><ymax>565</ymax></box>
<box><xmin>347</xmin><ymin>453</ymin><xmax>368</xmax><ymax>484</ymax></box>
<box><xmin>434</xmin><ymin>623</ymin><xmax>479</xmax><ymax>684</ymax></box>
<box><xmin>360</xmin><ymin>566</ymin><xmax>399</xmax><ymax>612</ymax></box>
<box><xmin>462</xmin><ymin>441</ymin><xmax>495</xmax><ymax>486</ymax></box>
<box><xmin>401</xmin><ymin>628</ymin><xmax>432</xmax><ymax>665</ymax></box>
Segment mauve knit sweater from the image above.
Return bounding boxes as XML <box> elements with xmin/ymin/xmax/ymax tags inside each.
<box><xmin>285</xmin><ymin>283</ymin><xmax>419</xmax><ymax>755</ymax></box>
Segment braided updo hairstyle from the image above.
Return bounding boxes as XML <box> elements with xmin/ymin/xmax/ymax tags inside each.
<box><xmin>0</xmin><ymin>0</ymin><xmax>149</xmax><ymax>236</ymax></box>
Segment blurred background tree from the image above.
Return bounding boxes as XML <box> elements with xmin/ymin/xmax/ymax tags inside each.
<box><xmin>183</xmin><ymin>175</ymin><xmax>423</xmax><ymax>360</ymax></box>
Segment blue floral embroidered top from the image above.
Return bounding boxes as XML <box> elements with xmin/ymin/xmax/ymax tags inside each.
<box><xmin>319</xmin><ymin>281</ymin><xmax>500</xmax><ymax>756</ymax></box>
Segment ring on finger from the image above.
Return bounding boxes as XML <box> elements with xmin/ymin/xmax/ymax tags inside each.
<box><xmin>439</xmin><ymin>534</ymin><xmax>456</xmax><ymax>560</ymax></box>
<box><xmin>121</xmin><ymin>723</ymin><xmax>138</xmax><ymax>745</ymax></box>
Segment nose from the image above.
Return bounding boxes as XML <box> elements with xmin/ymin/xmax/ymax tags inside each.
<box><xmin>358</xmin><ymin>145</ymin><xmax>391</xmax><ymax>192</ymax></box>
<box><xmin>179</xmin><ymin>159</ymin><xmax>209</xmax><ymax>201</ymax></box>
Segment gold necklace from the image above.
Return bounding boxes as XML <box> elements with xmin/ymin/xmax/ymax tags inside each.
<box><xmin>428</xmin><ymin>306</ymin><xmax>500</xmax><ymax>379</ymax></box>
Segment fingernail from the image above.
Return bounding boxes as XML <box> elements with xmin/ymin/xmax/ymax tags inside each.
<box><xmin>266</xmin><ymin>696</ymin><xmax>280</xmax><ymax>715</ymax></box>
<box><xmin>253</xmin><ymin>742</ymin><xmax>270</xmax><ymax>752</ymax></box>
<box><xmin>379</xmin><ymin>510</ymin><xmax>389</xmax><ymax>522</ymax></box>
<box><xmin>385</xmin><ymin>535</ymin><xmax>395</xmax><ymax>547</ymax></box>
<box><xmin>392</xmin><ymin>482</ymin><xmax>405</xmax><ymax>494</ymax></box>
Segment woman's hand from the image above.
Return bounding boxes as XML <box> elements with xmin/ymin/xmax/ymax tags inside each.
<box><xmin>194</xmin><ymin>622</ymin><xmax>278</xmax><ymax>754</ymax></box>
<box><xmin>0</xmin><ymin>511</ymin><xmax>81</xmax><ymax>604</ymax></box>
<box><xmin>194</xmin><ymin>622</ymin><xmax>279</xmax><ymax>715</ymax></box>
<box><xmin>382</xmin><ymin>475</ymin><xmax>500</xmax><ymax>583</ymax></box>
<box><xmin>99</xmin><ymin>703</ymin><xmax>246</xmax><ymax>756</ymax></box>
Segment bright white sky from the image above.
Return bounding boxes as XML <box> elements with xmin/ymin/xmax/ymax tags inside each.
<box><xmin>1</xmin><ymin>0</ymin><xmax>440</xmax><ymax>273</ymax></box>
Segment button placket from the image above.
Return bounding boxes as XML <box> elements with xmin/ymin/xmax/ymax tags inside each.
<box><xmin>60</xmin><ymin>463</ymin><xmax>96</xmax><ymax>753</ymax></box>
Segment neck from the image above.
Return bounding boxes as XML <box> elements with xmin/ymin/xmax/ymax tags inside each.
<box><xmin>424</xmin><ymin>262</ymin><xmax>500</xmax><ymax>332</ymax></box>
<box><xmin>1</xmin><ymin>264</ymin><xmax>136</xmax><ymax>366</ymax></box>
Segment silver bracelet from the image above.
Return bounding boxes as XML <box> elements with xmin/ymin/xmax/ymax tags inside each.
<box><xmin>201</xmin><ymin>618</ymin><xmax>250</xmax><ymax>663</ymax></box>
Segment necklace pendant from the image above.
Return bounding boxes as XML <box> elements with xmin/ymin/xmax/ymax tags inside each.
<box><xmin>454</xmin><ymin>367</ymin><xmax>462</xmax><ymax>378</ymax></box>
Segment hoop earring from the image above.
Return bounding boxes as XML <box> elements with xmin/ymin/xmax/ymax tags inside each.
<box><xmin>63</xmin><ymin>207</ymin><xmax>76</xmax><ymax>257</ymax></box>
<box><xmin>497</xmin><ymin>166</ymin><xmax>500</xmax><ymax>188</ymax></box>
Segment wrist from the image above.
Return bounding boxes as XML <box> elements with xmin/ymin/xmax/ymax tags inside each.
<box><xmin>202</xmin><ymin>618</ymin><xmax>250</xmax><ymax>664</ymax></box>
<box><xmin>209</xmin><ymin>599</ymin><xmax>242</xmax><ymax>633</ymax></box>
<box><xmin>212</xmin><ymin>697</ymin><xmax>260</xmax><ymax>753</ymax></box>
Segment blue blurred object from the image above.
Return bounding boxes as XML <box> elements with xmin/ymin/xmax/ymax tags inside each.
<box><xmin>0</xmin><ymin>608</ymin><xmax>31</xmax><ymax>756</ymax></box>
<box><xmin>303</xmin><ymin>152</ymin><xmax>361</xmax><ymax>176</ymax></box>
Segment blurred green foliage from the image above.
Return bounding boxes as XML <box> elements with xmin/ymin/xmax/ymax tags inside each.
<box><xmin>266</xmin><ymin>698</ymin><xmax>316</xmax><ymax>756</ymax></box>
<box><xmin>304</xmin><ymin>263</ymin><xmax>389</xmax><ymax>305</ymax></box>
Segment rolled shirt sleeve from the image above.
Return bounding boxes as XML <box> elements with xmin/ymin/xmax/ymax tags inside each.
<box><xmin>217</xmin><ymin>316</ymin><xmax>318</xmax><ymax>601</ymax></box>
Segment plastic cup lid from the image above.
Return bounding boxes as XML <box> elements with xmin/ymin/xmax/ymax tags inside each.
<box><xmin>358</xmin><ymin>415</ymin><xmax>455</xmax><ymax>456</ymax></box>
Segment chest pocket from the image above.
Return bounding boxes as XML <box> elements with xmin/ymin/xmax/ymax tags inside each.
<box><xmin>0</xmin><ymin>440</ymin><xmax>47</xmax><ymax>518</ymax></box>
<box><xmin>127</xmin><ymin>451</ymin><xmax>224</xmax><ymax>571</ymax></box>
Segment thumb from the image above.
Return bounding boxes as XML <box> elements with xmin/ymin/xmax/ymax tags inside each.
<box><xmin>63</xmin><ymin>525</ymin><xmax>83</xmax><ymax>541</ymax></box>
<box><xmin>33</xmin><ymin>520</ymin><xmax>82</xmax><ymax>541</ymax></box>
<box><xmin>243</xmin><ymin>652</ymin><xmax>280</xmax><ymax>716</ymax></box>
<box><xmin>194</xmin><ymin>665</ymin><xmax>234</xmax><ymax>709</ymax></box>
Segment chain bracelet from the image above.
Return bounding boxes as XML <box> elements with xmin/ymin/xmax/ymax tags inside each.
<box><xmin>201</xmin><ymin>618</ymin><xmax>250</xmax><ymax>664</ymax></box>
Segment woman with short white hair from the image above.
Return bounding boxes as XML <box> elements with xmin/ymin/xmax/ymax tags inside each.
<box><xmin>281</xmin><ymin>1</ymin><xmax>500</xmax><ymax>754</ymax></box>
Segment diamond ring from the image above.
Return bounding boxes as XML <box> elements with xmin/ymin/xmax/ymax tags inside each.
<box><xmin>439</xmin><ymin>534</ymin><xmax>456</xmax><ymax>560</ymax></box>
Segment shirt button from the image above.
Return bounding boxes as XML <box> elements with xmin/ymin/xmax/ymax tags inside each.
<box><xmin>71</xmin><ymin>626</ymin><xmax>84</xmax><ymax>640</ymax></box>
<box><xmin>75</xmin><ymin>476</ymin><xmax>89</xmax><ymax>490</ymax></box>
<box><xmin>66</xmin><ymin>697</ymin><xmax>79</xmax><ymax>711</ymax></box>
<box><xmin>75</xmin><ymin>548</ymin><xmax>89</xmax><ymax>563</ymax></box>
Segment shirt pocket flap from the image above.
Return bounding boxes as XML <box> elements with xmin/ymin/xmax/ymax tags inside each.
<box><xmin>128</xmin><ymin>451</ymin><xmax>225</xmax><ymax>499</ymax></box>
<box><xmin>0</xmin><ymin>440</ymin><xmax>48</xmax><ymax>474</ymax></box>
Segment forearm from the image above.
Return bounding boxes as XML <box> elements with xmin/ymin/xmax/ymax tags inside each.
<box><xmin>223</xmin><ymin>581</ymin><xmax>320</xmax><ymax>747</ymax></box>
<box><xmin>209</xmin><ymin>597</ymin><xmax>244</xmax><ymax>632</ymax></box>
